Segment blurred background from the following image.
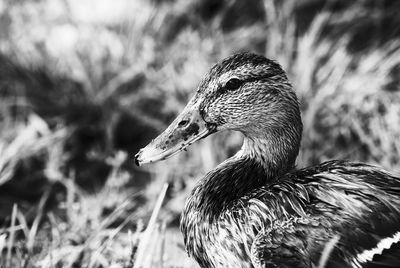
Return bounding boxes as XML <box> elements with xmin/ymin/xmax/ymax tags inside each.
<box><xmin>0</xmin><ymin>0</ymin><xmax>400</xmax><ymax>267</ymax></box>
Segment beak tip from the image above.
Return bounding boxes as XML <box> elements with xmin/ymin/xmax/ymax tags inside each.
<box><xmin>134</xmin><ymin>151</ymin><xmax>142</xmax><ymax>166</ymax></box>
<box><xmin>134</xmin><ymin>147</ymin><xmax>159</xmax><ymax>166</ymax></box>
<box><xmin>134</xmin><ymin>158</ymin><xmax>140</xmax><ymax>166</ymax></box>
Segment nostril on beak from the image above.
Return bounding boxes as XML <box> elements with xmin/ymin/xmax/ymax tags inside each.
<box><xmin>178</xmin><ymin>119</ymin><xmax>189</xmax><ymax>128</ymax></box>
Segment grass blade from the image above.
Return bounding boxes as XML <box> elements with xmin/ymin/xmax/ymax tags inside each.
<box><xmin>133</xmin><ymin>183</ymin><xmax>168</xmax><ymax>268</ymax></box>
<box><xmin>6</xmin><ymin>204</ymin><xmax>18</xmax><ymax>268</ymax></box>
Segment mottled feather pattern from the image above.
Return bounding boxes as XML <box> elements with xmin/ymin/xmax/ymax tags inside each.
<box><xmin>181</xmin><ymin>158</ymin><xmax>400</xmax><ymax>268</ymax></box>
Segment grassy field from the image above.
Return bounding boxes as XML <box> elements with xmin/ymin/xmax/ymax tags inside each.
<box><xmin>0</xmin><ymin>0</ymin><xmax>400</xmax><ymax>267</ymax></box>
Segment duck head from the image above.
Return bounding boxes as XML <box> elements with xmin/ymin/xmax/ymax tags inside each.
<box><xmin>135</xmin><ymin>52</ymin><xmax>302</xmax><ymax>170</ymax></box>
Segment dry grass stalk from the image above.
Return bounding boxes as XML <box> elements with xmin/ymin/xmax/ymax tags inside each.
<box><xmin>317</xmin><ymin>235</ymin><xmax>340</xmax><ymax>268</ymax></box>
<box><xmin>5</xmin><ymin>204</ymin><xmax>18</xmax><ymax>268</ymax></box>
<box><xmin>133</xmin><ymin>183</ymin><xmax>168</xmax><ymax>268</ymax></box>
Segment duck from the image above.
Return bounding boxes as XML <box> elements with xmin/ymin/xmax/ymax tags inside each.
<box><xmin>134</xmin><ymin>52</ymin><xmax>400</xmax><ymax>268</ymax></box>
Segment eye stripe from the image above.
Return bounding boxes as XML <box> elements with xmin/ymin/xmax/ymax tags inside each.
<box><xmin>218</xmin><ymin>73</ymin><xmax>279</xmax><ymax>94</ymax></box>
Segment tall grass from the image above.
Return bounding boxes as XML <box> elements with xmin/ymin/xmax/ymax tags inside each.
<box><xmin>0</xmin><ymin>0</ymin><xmax>399</xmax><ymax>267</ymax></box>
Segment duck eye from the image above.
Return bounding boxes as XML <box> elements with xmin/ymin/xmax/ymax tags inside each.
<box><xmin>224</xmin><ymin>78</ymin><xmax>242</xmax><ymax>91</ymax></box>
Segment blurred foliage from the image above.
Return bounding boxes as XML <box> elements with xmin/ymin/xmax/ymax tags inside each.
<box><xmin>0</xmin><ymin>0</ymin><xmax>400</xmax><ymax>267</ymax></box>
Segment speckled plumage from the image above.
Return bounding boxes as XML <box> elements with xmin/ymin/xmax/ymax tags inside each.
<box><xmin>181</xmin><ymin>158</ymin><xmax>400</xmax><ymax>268</ymax></box>
<box><xmin>135</xmin><ymin>52</ymin><xmax>400</xmax><ymax>268</ymax></box>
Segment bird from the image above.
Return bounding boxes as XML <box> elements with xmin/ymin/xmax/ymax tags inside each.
<box><xmin>135</xmin><ymin>52</ymin><xmax>400</xmax><ymax>268</ymax></box>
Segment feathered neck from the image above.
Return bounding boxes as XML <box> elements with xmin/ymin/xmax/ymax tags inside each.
<box><xmin>186</xmin><ymin>155</ymin><xmax>289</xmax><ymax>223</ymax></box>
<box><xmin>185</xmin><ymin>95</ymin><xmax>303</xmax><ymax>221</ymax></box>
<box><xmin>237</xmin><ymin>135</ymin><xmax>297</xmax><ymax>173</ymax></box>
<box><xmin>235</xmin><ymin>88</ymin><xmax>303</xmax><ymax>173</ymax></box>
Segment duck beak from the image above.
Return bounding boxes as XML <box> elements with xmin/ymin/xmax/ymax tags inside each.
<box><xmin>134</xmin><ymin>100</ymin><xmax>216</xmax><ymax>166</ymax></box>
